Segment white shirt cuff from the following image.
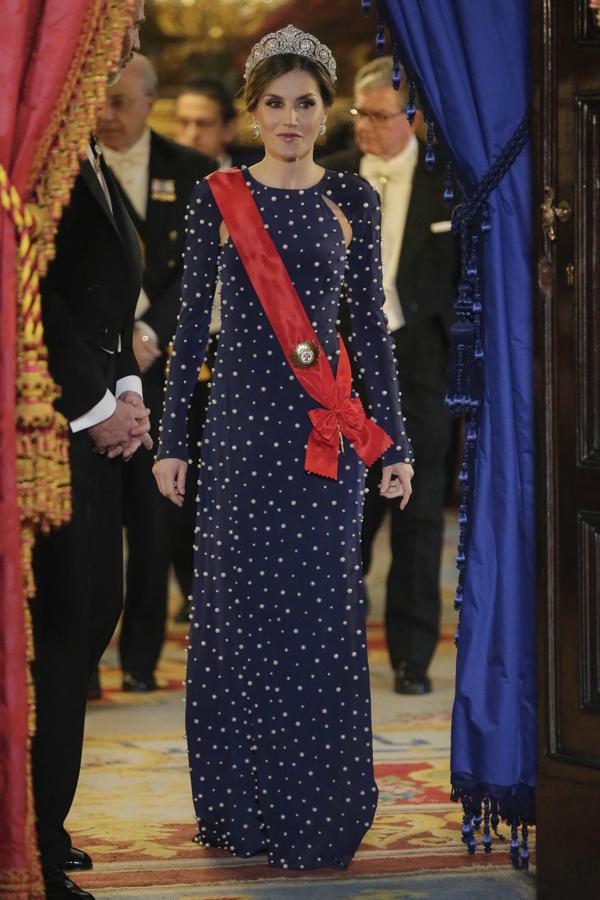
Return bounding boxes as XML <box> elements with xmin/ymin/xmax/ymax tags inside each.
<box><xmin>70</xmin><ymin>389</ymin><xmax>116</xmax><ymax>433</ymax></box>
<box><xmin>116</xmin><ymin>375</ymin><xmax>143</xmax><ymax>400</ymax></box>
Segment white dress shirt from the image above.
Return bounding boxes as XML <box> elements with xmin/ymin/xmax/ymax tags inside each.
<box><xmin>218</xmin><ymin>152</ymin><xmax>233</xmax><ymax>171</ymax></box>
<box><xmin>70</xmin><ymin>145</ymin><xmax>143</xmax><ymax>433</ymax></box>
<box><xmin>360</xmin><ymin>135</ymin><xmax>419</xmax><ymax>333</ymax></box>
<box><xmin>101</xmin><ymin>127</ymin><xmax>151</xmax><ymax>220</ymax></box>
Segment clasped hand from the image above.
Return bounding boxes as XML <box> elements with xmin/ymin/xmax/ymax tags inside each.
<box><xmin>89</xmin><ymin>391</ymin><xmax>153</xmax><ymax>461</ymax></box>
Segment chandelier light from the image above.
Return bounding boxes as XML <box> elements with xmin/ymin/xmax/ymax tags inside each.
<box><xmin>152</xmin><ymin>0</ymin><xmax>291</xmax><ymax>46</ymax></box>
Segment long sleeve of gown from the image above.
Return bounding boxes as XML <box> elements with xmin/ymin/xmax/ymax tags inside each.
<box><xmin>344</xmin><ymin>180</ymin><xmax>414</xmax><ymax>467</ymax></box>
<box><xmin>156</xmin><ymin>180</ymin><xmax>221</xmax><ymax>461</ymax></box>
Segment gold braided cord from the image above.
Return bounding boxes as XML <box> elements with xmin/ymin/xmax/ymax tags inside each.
<box><xmin>12</xmin><ymin>0</ymin><xmax>134</xmax><ymax>600</ymax></box>
<box><xmin>1</xmin><ymin>162</ymin><xmax>69</xmax><ymax>602</ymax></box>
<box><xmin>2</xmin><ymin>159</ymin><xmax>66</xmax><ymax>899</ymax></box>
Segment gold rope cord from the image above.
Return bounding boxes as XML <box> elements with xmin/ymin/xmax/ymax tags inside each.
<box><xmin>13</xmin><ymin>0</ymin><xmax>134</xmax><ymax>601</ymax></box>
<box><xmin>0</xmin><ymin>3</ymin><xmax>133</xmax><ymax>897</ymax></box>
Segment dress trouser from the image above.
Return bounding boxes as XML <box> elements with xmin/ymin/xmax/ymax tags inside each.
<box><xmin>119</xmin><ymin>361</ymin><xmax>171</xmax><ymax>679</ymax></box>
<box><xmin>361</xmin><ymin>316</ymin><xmax>451</xmax><ymax>673</ymax></box>
<box><xmin>31</xmin><ymin>407</ymin><xmax>123</xmax><ymax>870</ymax></box>
<box><xmin>119</xmin><ymin>351</ymin><xmax>213</xmax><ymax>678</ymax></box>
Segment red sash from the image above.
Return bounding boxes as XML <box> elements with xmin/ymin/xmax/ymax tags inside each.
<box><xmin>207</xmin><ymin>168</ymin><xmax>392</xmax><ymax>480</ymax></box>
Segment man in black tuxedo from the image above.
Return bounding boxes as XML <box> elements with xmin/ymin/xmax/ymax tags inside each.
<box><xmin>96</xmin><ymin>53</ymin><xmax>216</xmax><ymax>690</ymax></box>
<box><xmin>32</xmin><ymin>4</ymin><xmax>151</xmax><ymax>899</ymax></box>
<box><xmin>322</xmin><ymin>57</ymin><xmax>458</xmax><ymax>696</ymax></box>
<box><xmin>174</xmin><ymin>77</ymin><xmax>262</xmax><ymax>170</ymax></box>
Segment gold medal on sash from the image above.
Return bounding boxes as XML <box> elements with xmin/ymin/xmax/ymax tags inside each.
<box><xmin>290</xmin><ymin>339</ymin><xmax>320</xmax><ymax>369</ymax></box>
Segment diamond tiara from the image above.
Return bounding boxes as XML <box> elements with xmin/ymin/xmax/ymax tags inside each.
<box><xmin>244</xmin><ymin>24</ymin><xmax>337</xmax><ymax>83</ymax></box>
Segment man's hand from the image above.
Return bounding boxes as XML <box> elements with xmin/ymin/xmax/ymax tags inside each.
<box><xmin>133</xmin><ymin>326</ymin><xmax>162</xmax><ymax>373</ymax></box>
<box><xmin>89</xmin><ymin>398</ymin><xmax>149</xmax><ymax>457</ymax></box>
<box><xmin>89</xmin><ymin>394</ymin><xmax>151</xmax><ymax>460</ymax></box>
<box><xmin>380</xmin><ymin>462</ymin><xmax>414</xmax><ymax>510</ymax></box>
<box><xmin>153</xmin><ymin>457</ymin><xmax>187</xmax><ymax>507</ymax></box>
<box><xmin>116</xmin><ymin>391</ymin><xmax>153</xmax><ymax>461</ymax></box>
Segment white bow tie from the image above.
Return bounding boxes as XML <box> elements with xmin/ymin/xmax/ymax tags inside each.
<box><xmin>362</xmin><ymin>154</ymin><xmax>409</xmax><ymax>183</ymax></box>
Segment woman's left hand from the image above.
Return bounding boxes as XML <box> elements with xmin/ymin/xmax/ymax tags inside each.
<box><xmin>380</xmin><ymin>462</ymin><xmax>414</xmax><ymax>510</ymax></box>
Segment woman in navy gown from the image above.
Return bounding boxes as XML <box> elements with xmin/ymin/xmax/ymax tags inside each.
<box><xmin>154</xmin><ymin>25</ymin><xmax>414</xmax><ymax>871</ymax></box>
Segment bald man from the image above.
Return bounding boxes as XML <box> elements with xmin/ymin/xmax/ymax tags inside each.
<box><xmin>97</xmin><ymin>54</ymin><xmax>216</xmax><ymax>693</ymax></box>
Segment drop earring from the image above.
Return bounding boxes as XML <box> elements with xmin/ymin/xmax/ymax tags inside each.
<box><xmin>252</xmin><ymin>122</ymin><xmax>261</xmax><ymax>138</ymax></box>
<box><xmin>319</xmin><ymin>122</ymin><xmax>327</xmax><ymax>136</ymax></box>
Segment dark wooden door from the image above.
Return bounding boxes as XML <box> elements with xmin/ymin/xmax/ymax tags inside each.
<box><xmin>534</xmin><ymin>1</ymin><xmax>600</xmax><ymax>896</ymax></box>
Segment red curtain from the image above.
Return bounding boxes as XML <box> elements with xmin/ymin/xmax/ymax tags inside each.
<box><xmin>0</xmin><ymin>2</ymin><xmax>132</xmax><ymax>896</ymax></box>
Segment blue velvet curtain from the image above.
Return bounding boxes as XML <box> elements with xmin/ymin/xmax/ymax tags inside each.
<box><xmin>373</xmin><ymin>0</ymin><xmax>536</xmax><ymax>840</ymax></box>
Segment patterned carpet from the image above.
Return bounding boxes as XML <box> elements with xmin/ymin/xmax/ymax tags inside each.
<box><xmin>66</xmin><ymin>514</ymin><xmax>536</xmax><ymax>898</ymax></box>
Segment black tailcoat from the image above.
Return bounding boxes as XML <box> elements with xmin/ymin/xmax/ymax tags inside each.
<box><xmin>110</xmin><ymin>131</ymin><xmax>216</xmax><ymax>681</ymax></box>
<box><xmin>32</xmin><ymin>155</ymin><xmax>143</xmax><ymax>872</ymax></box>
<box><xmin>321</xmin><ymin>145</ymin><xmax>459</xmax><ymax>675</ymax></box>
<box><xmin>113</xmin><ymin>130</ymin><xmax>216</xmax><ymax>350</ymax></box>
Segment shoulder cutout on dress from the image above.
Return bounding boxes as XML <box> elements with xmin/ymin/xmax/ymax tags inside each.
<box><xmin>321</xmin><ymin>195</ymin><xmax>353</xmax><ymax>248</ymax></box>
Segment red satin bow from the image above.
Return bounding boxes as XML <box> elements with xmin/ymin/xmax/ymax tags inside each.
<box><xmin>308</xmin><ymin>398</ymin><xmax>364</xmax><ymax>479</ymax></box>
<box><xmin>306</xmin><ymin>351</ymin><xmax>392</xmax><ymax>479</ymax></box>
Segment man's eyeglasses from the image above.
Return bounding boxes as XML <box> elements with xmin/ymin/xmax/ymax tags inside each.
<box><xmin>349</xmin><ymin>107</ymin><xmax>404</xmax><ymax>125</ymax></box>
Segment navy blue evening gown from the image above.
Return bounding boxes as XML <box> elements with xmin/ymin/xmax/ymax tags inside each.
<box><xmin>157</xmin><ymin>167</ymin><xmax>412</xmax><ymax>870</ymax></box>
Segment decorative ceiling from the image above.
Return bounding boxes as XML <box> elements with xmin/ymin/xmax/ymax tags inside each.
<box><xmin>144</xmin><ymin>0</ymin><xmax>379</xmax><ymax>95</ymax></box>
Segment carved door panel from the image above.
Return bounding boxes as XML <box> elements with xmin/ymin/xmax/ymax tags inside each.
<box><xmin>534</xmin><ymin>2</ymin><xmax>600</xmax><ymax>896</ymax></box>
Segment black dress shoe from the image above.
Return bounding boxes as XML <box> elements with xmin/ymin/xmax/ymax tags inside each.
<box><xmin>122</xmin><ymin>672</ymin><xmax>157</xmax><ymax>692</ymax></box>
<box><xmin>43</xmin><ymin>869</ymin><xmax>95</xmax><ymax>899</ymax></box>
<box><xmin>394</xmin><ymin>663</ymin><xmax>432</xmax><ymax>695</ymax></box>
<box><xmin>63</xmin><ymin>847</ymin><xmax>93</xmax><ymax>871</ymax></box>
<box><xmin>87</xmin><ymin>669</ymin><xmax>101</xmax><ymax>701</ymax></box>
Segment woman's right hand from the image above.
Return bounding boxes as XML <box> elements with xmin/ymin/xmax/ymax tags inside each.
<box><xmin>153</xmin><ymin>457</ymin><xmax>188</xmax><ymax>507</ymax></box>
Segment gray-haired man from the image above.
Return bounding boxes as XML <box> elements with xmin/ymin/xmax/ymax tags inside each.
<box><xmin>322</xmin><ymin>57</ymin><xmax>458</xmax><ymax>695</ymax></box>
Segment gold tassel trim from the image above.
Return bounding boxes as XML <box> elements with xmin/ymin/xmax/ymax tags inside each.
<box><xmin>0</xmin><ymin>165</ymin><xmax>70</xmax><ymax>603</ymax></box>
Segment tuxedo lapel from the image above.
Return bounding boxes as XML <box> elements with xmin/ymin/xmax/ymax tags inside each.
<box><xmin>109</xmin><ymin>172</ymin><xmax>147</xmax><ymax>244</ymax></box>
<box><xmin>144</xmin><ymin>134</ymin><xmax>161</xmax><ymax>249</ymax></box>
<box><xmin>397</xmin><ymin>151</ymin><xmax>442</xmax><ymax>274</ymax></box>
<box><xmin>144</xmin><ymin>133</ymin><xmax>176</xmax><ymax>251</ymax></box>
<box><xmin>101</xmin><ymin>162</ymin><xmax>143</xmax><ymax>293</ymax></box>
<box><xmin>79</xmin><ymin>159</ymin><xmax>121</xmax><ymax>237</ymax></box>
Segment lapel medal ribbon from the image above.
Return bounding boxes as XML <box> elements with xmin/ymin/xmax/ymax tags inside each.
<box><xmin>151</xmin><ymin>178</ymin><xmax>176</xmax><ymax>202</ymax></box>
